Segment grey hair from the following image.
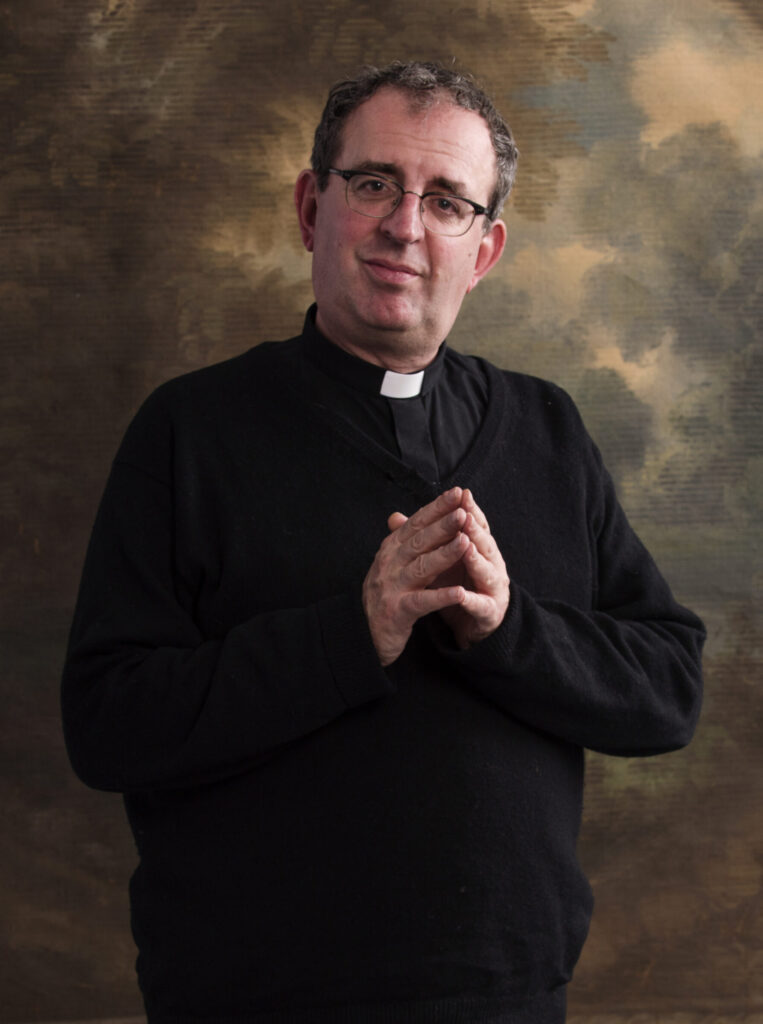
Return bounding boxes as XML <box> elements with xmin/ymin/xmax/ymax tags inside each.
<box><xmin>311</xmin><ymin>60</ymin><xmax>518</xmax><ymax>221</ymax></box>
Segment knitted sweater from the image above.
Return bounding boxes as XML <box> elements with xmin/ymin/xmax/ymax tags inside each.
<box><xmin>62</xmin><ymin>327</ymin><xmax>704</xmax><ymax>1022</ymax></box>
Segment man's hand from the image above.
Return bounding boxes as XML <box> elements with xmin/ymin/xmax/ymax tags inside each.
<box><xmin>363</xmin><ymin>487</ymin><xmax>510</xmax><ymax>666</ymax></box>
<box><xmin>362</xmin><ymin>488</ymin><xmax>472</xmax><ymax>666</ymax></box>
<box><xmin>431</xmin><ymin>489</ymin><xmax>510</xmax><ymax>651</ymax></box>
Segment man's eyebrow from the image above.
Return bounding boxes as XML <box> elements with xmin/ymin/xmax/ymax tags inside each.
<box><xmin>351</xmin><ymin>160</ymin><xmax>470</xmax><ymax>198</ymax></box>
<box><xmin>353</xmin><ymin>160</ymin><xmax>400</xmax><ymax>177</ymax></box>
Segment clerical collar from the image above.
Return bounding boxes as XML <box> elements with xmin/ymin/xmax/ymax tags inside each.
<box><xmin>302</xmin><ymin>305</ymin><xmax>446</xmax><ymax>399</ymax></box>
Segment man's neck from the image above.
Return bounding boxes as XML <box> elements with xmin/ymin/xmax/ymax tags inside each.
<box><xmin>315</xmin><ymin>310</ymin><xmax>441</xmax><ymax>375</ymax></box>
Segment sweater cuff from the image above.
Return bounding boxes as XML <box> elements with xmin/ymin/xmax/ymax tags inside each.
<box><xmin>317</xmin><ymin>591</ymin><xmax>396</xmax><ymax>708</ymax></box>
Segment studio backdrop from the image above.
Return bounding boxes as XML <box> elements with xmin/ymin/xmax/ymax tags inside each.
<box><xmin>2</xmin><ymin>0</ymin><xmax>761</xmax><ymax>1020</ymax></box>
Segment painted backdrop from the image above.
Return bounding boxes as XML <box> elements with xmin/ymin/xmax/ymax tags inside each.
<box><xmin>2</xmin><ymin>0</ymin><xmax>761</xmax><ymax>1020</ymax></box>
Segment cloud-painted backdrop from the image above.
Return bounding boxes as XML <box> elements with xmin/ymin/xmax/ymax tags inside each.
<box><xmin>1</xmin><ymin>0</ymin><xmax>761</xmax><ymax>1018</ymax></box>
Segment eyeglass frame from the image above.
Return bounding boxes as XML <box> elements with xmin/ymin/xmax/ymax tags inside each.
<box><xmin>327</xmin><ymin>167</ymin><xmax>490</xmax><ymax>236</ymax></box>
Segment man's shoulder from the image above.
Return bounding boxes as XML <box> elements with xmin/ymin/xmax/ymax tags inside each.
<box><xmin>152</xmin><ymin>334</ymin><xmax>303</xmax><ymax>403</ymax></box>
<box><xmin>115</xmin><ymin>334</ymin><xmax>306</xmax><ymax>470</ymax></box>
<box><xmin>122</xmin><ymin>334</ymin><xmax>311</xmax><ymax>441</ymax></box>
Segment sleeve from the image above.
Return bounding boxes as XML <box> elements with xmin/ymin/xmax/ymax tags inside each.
<box><xmin>61</xmin><ymin>394</ymin><xmax>394</xmax><ymax>795</ymax></box>
<box><xmin>430</xmin><ymin>445</ymin><xmax>705</xmax><ymax>757</ymax></box>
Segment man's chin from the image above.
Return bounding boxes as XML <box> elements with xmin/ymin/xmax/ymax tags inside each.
<box><xmin>317</xmin><ymin>301</ymin><xmax>443</xmax><ymax>364</ymax></box>
<box><xmin>357</xmin><ymin>296</ymin><xmax>429</xmax><ymax>338</ymax></box>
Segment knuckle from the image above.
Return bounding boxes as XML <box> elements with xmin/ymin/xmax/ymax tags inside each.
<box><xmin>407</xmin><ymin>507</ymin><xmax>425</xmax><ymax>529</ymax></box>
<box><xmin>377</xmin><ymin>538</ymin><xmax>394</xmax><ymax>562</ymax></box>
<box><xmin>449</xmin><ymin>509</ymin><xmax>465</xmax><ymax>531</ymax></box>
<box><xmin>412</xmin><ymin>553</ymin><xmax>428</xmax><ymax>579</ymax></box>
<box><xmin>410</xmin><ymin>529</ymin><xmax>426</xmax><ymax>552</ymax></box>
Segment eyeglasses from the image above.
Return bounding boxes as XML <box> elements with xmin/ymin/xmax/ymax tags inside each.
<box><xmin>328</xmin><ymin>168</ymin><xmax>489</xmax><ymax>237</ymax></box>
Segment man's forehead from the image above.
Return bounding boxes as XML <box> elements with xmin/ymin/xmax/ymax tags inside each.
<box><xmin>336</xmin><ymin>87</ymin><xmax>496</xmax><ymax>192</ymax></box>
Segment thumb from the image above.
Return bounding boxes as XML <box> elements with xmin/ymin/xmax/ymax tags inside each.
<box><xmin>387</xmin><ymin>511</ymin><xmax>408</xmax><ymax>532</ymax></box>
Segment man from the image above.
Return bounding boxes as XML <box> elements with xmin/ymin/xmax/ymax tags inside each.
<box><xmin>62</xmin><ymin>61</ymin><xmax>704</xmax><ymax>1023</ymax></box>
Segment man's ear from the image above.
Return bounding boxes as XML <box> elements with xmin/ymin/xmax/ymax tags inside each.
<box><xmin>295</xmin><ymin>170</ymin><xmax>319</xmax><ymax>253</ymax></box>
<box><xmin>467</xmin><ymin>218</ymin><xmax>507</xmax><ymax>293</ymax></box>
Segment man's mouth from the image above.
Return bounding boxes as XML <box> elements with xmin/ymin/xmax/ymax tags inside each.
<box><xmin>362</xmin><ymin>258</ymin><xmax>423</xmax><ymax>285</ymax></box>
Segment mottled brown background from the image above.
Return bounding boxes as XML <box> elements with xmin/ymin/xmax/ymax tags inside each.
<box><xmin>1</xmin><ymin>0</ymin><xmax>761</xmax><ymax>1021</ymax></box>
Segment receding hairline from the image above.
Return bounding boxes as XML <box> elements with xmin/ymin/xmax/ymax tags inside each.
<box><xmin>339</xmin><ymin>82</ymin><xmax>491</xmax><ymax>136</ymax></box>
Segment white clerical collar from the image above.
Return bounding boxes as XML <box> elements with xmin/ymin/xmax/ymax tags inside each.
<box><xmin>380</xmin><ymin>369</ymin><xmax>425</xmax><ymax>399</ymax></box>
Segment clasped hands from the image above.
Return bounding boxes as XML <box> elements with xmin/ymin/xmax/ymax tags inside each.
<box><xmin>362</xmin><ymin>487</ymin><xmax>510</xmax><ymax>667</ymax></box>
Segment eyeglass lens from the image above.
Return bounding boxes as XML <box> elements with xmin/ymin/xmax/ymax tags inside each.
<box><xmin>346</xmin><ymin>174</ymin><xmax>475</xmax><ymax>236</ymax></box>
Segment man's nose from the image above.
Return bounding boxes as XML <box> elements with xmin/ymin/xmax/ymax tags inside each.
<box><xmin>381</xmin><ymin>191</ymin><xmax>426</xmax><ymax>243</ymax></box>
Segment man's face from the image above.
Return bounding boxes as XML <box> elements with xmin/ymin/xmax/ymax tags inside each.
<box><xmin>295</xmin><ymin>88</ymin><xmax>506</xmax><ymax>370</ymax></box>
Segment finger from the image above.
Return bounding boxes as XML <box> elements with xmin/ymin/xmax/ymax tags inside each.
<box><xmin>403</xmin><ymin>506</ymin><xmax>466</xmax><ymax>558</ymax></box>
<box><xmin>462</xmin><ymin>540</ymin><xmax>510</xmax><ymax>599</ymax></box>
<box><xmin>454</xmin><ymin>587</ymin><xmax>505</xmax><ymax>636</ymax></box>
<box><xmin>463</xmin><ymin>514</ymin><xmax>503</xmax><ymax>567</ymax></box>
<box><xmin>400</xmin><ymin>584</ymin><xmax>466</xmax><ymax>619</ymax></box>
<box><xmin>401</xmin><ymin>531</ymin><xmax>469</xmax><ymax>588</ymax></box>
<box><xmin>377</xmin><ymin>509</ymin><xmax>465</xmax><ymax>577</ymax></box>
<box><xmin>395</xmin><ymin>487</ymin><xmax>463</xmax><ymax>541</ymax></box>
<box><xmin>461</xmin><ymin>489</ymin><xmax>490</xmax><ymax>532</ymax></box>
<box><xmin>387</xmin><ymin>511</ymin><xmax>408</xmax><ymax>532</ymax></box>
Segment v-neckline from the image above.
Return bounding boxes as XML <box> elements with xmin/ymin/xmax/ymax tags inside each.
<box><xmin>284</xmin><ymin>350</ymin><xmax>511</xmax><ymax>501</ymax></box>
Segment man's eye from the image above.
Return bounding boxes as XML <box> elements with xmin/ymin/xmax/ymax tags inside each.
<box><xmin>355</xmin><ymin>176</ymin><xmax>395</xmax><ymax>196</ymax></box>
<box><xmin>428</xmin><ymin>195</ymin><xmax>466</xmax><ymax>219</ymax></box>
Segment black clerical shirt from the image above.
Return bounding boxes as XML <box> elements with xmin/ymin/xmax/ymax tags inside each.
<box><xmin>299</xmin><ymin>307</ymin><xmax>488</xmax><ymax>485</ymax></box>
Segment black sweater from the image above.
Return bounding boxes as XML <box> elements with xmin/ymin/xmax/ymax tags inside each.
<box><xmin>62</xmin><ymin>327</ymin><xmax>704</xmax><ymax>1022</ymax></box>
